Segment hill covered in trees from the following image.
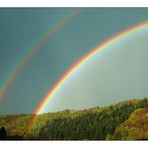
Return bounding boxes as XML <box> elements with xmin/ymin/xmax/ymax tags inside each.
<box><xmin>0</xmin><ymin>98</ymin><xmax>148</xmax><ymax>140</ymax></box>
<box><xmin>107</xmin><ymin>108</ymin><xmax>148</xmax><ymax>140</ymax></box>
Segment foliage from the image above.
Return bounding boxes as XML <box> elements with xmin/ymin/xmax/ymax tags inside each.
<box><xmin>108</xmin><ymin>108</ymin><xmax>148</xmax><ymax>140</ymax></box>
<box><xmin>0</xmin><ymin>98</ymin><xmax>148</xmax><ymax>140</ymax></box>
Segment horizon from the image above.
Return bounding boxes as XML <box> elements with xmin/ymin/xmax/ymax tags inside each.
<box><xmin>0</xmin><ymin>97</ymin><xmax>146</xmax><ymax>115</ymax></box>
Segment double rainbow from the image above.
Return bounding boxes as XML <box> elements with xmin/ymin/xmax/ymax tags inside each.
<box><xmin>0</xmin><ymin>9</ymin><xmax>79</xmax><ymax>100</ymax></box>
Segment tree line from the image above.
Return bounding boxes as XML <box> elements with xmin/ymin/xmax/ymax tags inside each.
<box><xmin>26</xmin><ymin>98</ymin><xmax>148</xmax><ymax>140</ymax></box>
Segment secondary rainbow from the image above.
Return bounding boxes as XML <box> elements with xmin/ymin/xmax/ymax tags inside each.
<box><xmin>35</xmin><ymin>21</ymin><xmax>148</xmax><ymax>114</ymax></box>
<box><xmin>0</xmin><ymin>9</ymin><xmax>79</xmax><ymax>100</ymax></box>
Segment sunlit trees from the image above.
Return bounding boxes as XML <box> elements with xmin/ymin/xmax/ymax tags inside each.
<box><xmin>0</xmin><ymin>98</ymin><xmax>148</xmax><ymax>140</ymax></box>
<box><xmin>109</xmin><ymin>108</ymin><xmax>148</xmax><ymax>140</ymax></box>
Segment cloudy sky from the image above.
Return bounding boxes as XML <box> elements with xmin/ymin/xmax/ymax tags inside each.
<box><xmin>0</xmin><ymin>8</ymin><xmax>148</xmax><ymax>114</ymax></box>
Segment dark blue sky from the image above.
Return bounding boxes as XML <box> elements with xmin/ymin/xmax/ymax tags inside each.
<box><xmin>0</xmin><ymin>8</ymin><xmax>148</xmax><ymax>114</ymax></box>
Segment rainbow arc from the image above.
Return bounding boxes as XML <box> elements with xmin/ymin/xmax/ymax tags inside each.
<box><xmin>0</xmin><ymin>9</ymin><xmax>79</xmax><ymax>99</ymax></box>
<box><xmin>35</xmin><ymin>21</ymin><xmax>148</xmax><ymax>114</ymax></box>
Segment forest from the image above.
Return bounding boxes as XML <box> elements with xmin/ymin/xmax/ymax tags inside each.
<box><xmin>0</xmin><ymin>98</ymin><xmax>148</xmax><ymax>140</ymax></box>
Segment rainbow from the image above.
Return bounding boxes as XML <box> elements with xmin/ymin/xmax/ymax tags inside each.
<box><xmin>35</xmin><ymin>21</ymin><xmax>148</xmax><ymax>114</ymax></box>
<box><xmin>0</xmin><ymin>9</ymin><xmax>80</xmax><ymax>100</ymax></box>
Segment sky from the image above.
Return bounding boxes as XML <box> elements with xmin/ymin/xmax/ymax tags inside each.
<box><xmin>0</xmin><ymin>8</ymin><xmax>148</xmax><ymax>114</ymax></box>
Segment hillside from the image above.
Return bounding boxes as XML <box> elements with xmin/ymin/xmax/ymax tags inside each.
<box><xmin>0</xmin><ymin>98</ymin><xmax>148</xmax><ymax>140</ymax></box>
<box><xmin>107</xmin><ymin>108</ymin><xmax>148</xmax><ymax>140</ymax></box>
